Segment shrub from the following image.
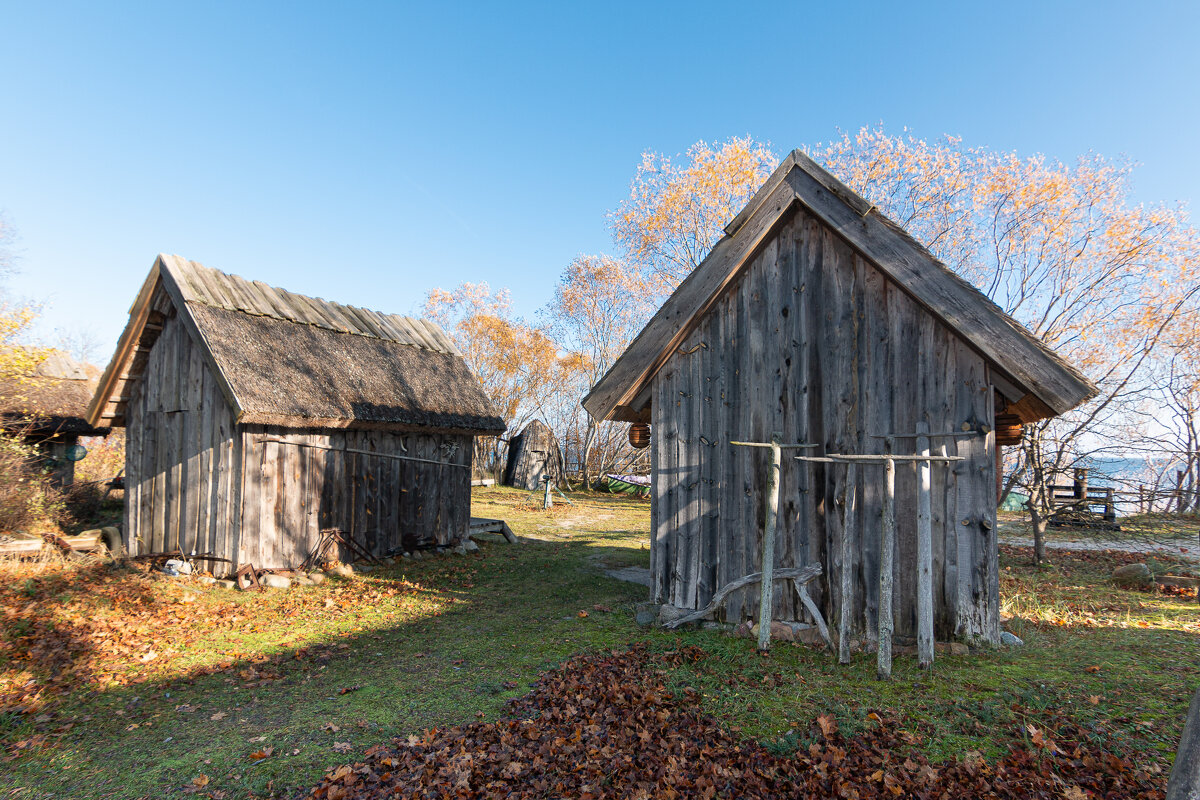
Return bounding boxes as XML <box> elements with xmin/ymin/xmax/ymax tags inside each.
<box><xmin>0</xmin><ymin>432</ymin><xmax>63</xmax><ymax>532</ymax></box>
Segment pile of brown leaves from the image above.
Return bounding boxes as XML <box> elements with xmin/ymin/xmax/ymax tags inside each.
<box><xmin>308</xmin><ymin>645</ymin><xmax>1164</xmax><ymax>800</ymax></box>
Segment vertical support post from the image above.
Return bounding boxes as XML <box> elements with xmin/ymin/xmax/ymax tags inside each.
<box><xmin>757</xmin><ymin>433</ymin><xmax>783</xmax><ymax>652</ymax></box>
<box><xmin>916</xmin><ymin>421</ymin><xmax>934</xmax><ymax>670</ymax></box>
<box><xmin>543</xmin><ymin>476</ymin><xmax>552</xmax><ymax>510</ymax></box>
<box><xmin>877</xmin><ymin>455</ymin><xmax>895</xmax><ymax>680</ymax></box>
<box><xmin>839</xmin><ymin>460</ymin><xmax>857</xmax><ymax>664</ymax></box>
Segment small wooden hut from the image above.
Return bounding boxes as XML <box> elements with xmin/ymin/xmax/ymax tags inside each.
<box><xmin>87</xmin><ymin>255</ymin><xmax>505</xmax><ymax>571</ymax></box>
<box><xmin>503</xmin><ymin>420</ymin><xmax>563</xmax><ymax>490</ymax></box>
<box><xmin>0</xmin><ymin>350</ymin><xmax>109</xmax><ymax>486</ymax></box>
<box><xmin>583</xmin><ymin>152</ymin><xmax>1096</xmax><ymax>645</ymax></box>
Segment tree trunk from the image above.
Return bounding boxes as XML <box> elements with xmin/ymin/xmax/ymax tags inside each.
<box><xmin>1167</xmin><ymin>685</ymin><xmax>1200</xmax><ymax>800</ymax></box>
<box><xmin>1029</xmin><ymin>499</ymin><xmax>1048</xmax><ymax>565</ymax></box>
<box><xmin>581</xmin><ymin>420</ymin><xmax>596</xmax><ymax>489</ymax></box>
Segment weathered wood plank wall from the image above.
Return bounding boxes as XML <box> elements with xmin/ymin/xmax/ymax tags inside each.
<box><xmin>236</xmin><ymin>427</ymin><xmax>472</xmax><ymax>567</ymax></box>
<box><xmin>123</xmin><ymin>306</ymin><xmax>241</xmax><ymax>560</ymax></box>
<box><xmin>650</xmin><ymin>206</ymin><xmax>999</xmax><ymax>643</ymax></box>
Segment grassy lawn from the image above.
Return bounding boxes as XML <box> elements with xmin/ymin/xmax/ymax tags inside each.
<box><xmin>2</xmin><ymin>487</ymin><xmax>1197</xmax><ymax>798</ymax></box>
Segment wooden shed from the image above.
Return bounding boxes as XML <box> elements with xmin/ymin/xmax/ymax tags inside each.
<box><xmin>583</xmin><ymin>152</ymin><xmax>1096</xmax><ymax>645</ymax></box>
<box><xmin>0</xmin><ymin>350</ymin><xmax>109</xmax><ymax>486</ymax></box>
<box><xmin>87</xmin><ymin>255</ymin><xmax>505</xmax><ymax>571</ymax></box>
<box><xmin>503</xmin><ymin>419</ymin><xmax>564</xmax><ymax>490</ymax></box>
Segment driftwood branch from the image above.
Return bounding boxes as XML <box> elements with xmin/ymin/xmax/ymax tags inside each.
<box><xmin>663</xmin><ymin>564</ymin><xmax>823</xmax><ymax>629</ymax></box>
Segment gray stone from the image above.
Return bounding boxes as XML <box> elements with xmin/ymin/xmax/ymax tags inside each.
<box><xmin>357</xmin><ymin>564</ymin><xmax>375</xmax><ymax>573</ymax></box>
<box><xmin>1000</xmin><ymin>631</ymin><xmax>1025</xmax><ymax>647</ymax></box>
<box><xmin>656</xmin><ymin>605</ymin><xmax>693</xmax><ymax>626</ymax></box>
<box><xmin>196</xmin><ymin>576</ymin><xmax>217</xmax><ymax>586</ymax></box>
<box><xmin>292</xmin><ymin>575</ymin><xmax>313</xmax><ymax>587</ymax></box>
<box><xmin>464</xmin><ymin>540</ymin><xmax>479</xmax><ymax>553</ymax></box>
<box><xmin>732</xmin><ymin>620</ymin><xmax>754</xmax><ymax>639</ymax></box>
<box><xmin>328</xmin><ymin>564</ymin><xmax>354</xmax><ymax>579</ymax></box>
<box><xmin>261</xmin><ymin>574</ymin><xmax>292</xmax><ymax>590</ymax></box>
<box><xmin>1112</xmin><ymin>563</ymin><xmax>1152</xmax><ymax>588</ymax></box>
<box><xmin>306</xmin><ymin>571</ymin><xmax>326</xmax><ymax>585</ymax></box>
<box><xmin>214</xmin><ymin>579</ymin><xmax>237</xmax><ymax>590</ymax></box>
<box><xmin>750</xmin><ymin>621</ymin><xmax>796</xmax><ymax>642</ymax></box>
<box><xmin>452</xmin><ymin>544</ymin><xmax>467</xmax><ymax>556</ymax></box>
<box><xmin>634</xmin><ymin>602</ymin><xmax>660</xmax><ymax>627</ymax></box>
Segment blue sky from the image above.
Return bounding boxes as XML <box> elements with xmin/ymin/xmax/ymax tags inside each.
<box><xmin>2</xmin><ymin>1</ymin><xmax>1197</xmax><ymax>362</ymax></box>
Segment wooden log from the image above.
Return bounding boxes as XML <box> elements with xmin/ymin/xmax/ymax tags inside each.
<box><xmin>839</xmin><ymin>460</ymin><xmax>856</xmax><ymax>665</ymax></box>
<box><xmin>878</xmin><ymin>455</ymin><xmax>896</xmax><ymax>680</ymax></box>
<box><xmin>1167</xmin><ymin>685</ymin><xmax>1200</xmax><ymax>800</ymax></box>
<box><xmin>916</xmin><ymin>420</ymin><xmax>934</xmax><ymax>669</ymax></box>
<box><xmin>663</xmin><ymin>564</ymin><xmax>823</xmax><ymax>629</ymax></box>
<box><xmin>758</xmin><ymin>434</ymin><xmax>783</xmax><ymax>651</ymax></box>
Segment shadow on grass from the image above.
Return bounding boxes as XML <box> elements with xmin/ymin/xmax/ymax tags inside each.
<box><xmin>1</xmin><ymin>537</ymin><xmax>651</xmax><ymax>799</ymax></box>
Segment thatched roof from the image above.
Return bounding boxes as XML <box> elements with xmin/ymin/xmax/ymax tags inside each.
<box><xmin>89</xmin><ymin>255</ymin><xmax>506</xmax><ymax>434</ymax></box>
<box><xmin>0</xmin><ymin>349</ymin><xmax>109</xmax><ymax>437</ymax></box>
<box><xmin>583</xmin><ymin>150</ymin><xmax>1098</xmax><ymax>424</ymax></box>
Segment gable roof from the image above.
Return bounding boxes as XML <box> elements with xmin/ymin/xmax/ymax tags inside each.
<box><xmin>1</xmin><ymin>349</ymin><xmax>109</xmax><ymax>437</ymax></box>
<box><xmin>583</xmin><ymin>151</ymin><xmax>1098</xmax><ymax>424</ymax></box>
<box><xmin>87</xmin><ymin>255</ymin><xmax>506</xmax><ymax>435</ymax></box>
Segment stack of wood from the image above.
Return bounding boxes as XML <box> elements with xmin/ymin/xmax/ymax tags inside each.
<box><xmin>0</xmin><ymin>527</ymin><xmax>120</xmax><ymax>557</ymax></box>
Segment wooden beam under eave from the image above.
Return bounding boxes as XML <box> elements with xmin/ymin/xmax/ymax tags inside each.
<box><xmin>86</xmin><ymin>260</ymin><xmax>163</xmax><ymax>427</ymax></box>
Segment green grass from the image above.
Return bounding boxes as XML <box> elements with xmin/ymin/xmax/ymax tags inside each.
<box><xmin>2</xmin><ymin>487</ymin><xmax>1197</xmax><ymax>798</ymax></box>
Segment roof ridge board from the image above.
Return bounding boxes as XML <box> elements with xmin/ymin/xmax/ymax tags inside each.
<box><xmin>306</xmin><ymin>295</ymin><xmax>357</xmax><ymax>334</ymax></box>
<box><xmin>250</xmin><ymin>279</ymin><xmax>301</xmax><ymax>322</ymax></box>
<box><xmin>415</xmin><ymin>317</ymin><xmax>461</xmax><ymax>356</ymax></box>
<box><xmin>186</xmin><ymin>260</ymin><xmax>238</xmax><ymax>309</ymax></box>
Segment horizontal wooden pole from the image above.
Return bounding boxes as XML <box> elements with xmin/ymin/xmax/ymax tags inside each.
<box><xmin>825</xmin><ymin>454</ymin><xmax>966</xmax><ymax>463</ymax></box>
<box><xmin>260</xmin><ymin>438</ymin><xmax>467</xmax><ymax>469</ymax></box>
<box><xmin>871</xmin><ymin>432</ymin><xmax>980</xmax><ymax>439</ymax></box>
<box><xmin>730</xmin><ymin>441</ymin><xmax>819</xmax><ymax>449</ymax></box>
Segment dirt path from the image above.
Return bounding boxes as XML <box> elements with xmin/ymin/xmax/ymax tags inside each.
<box><xmin>998</xmin><ymin>522</ymin><xmax>1200</xmax><ymax>561</ymax></box>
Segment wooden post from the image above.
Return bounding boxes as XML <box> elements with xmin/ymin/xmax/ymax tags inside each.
<box><xmin>878</xmin><ymin>454</ymin><xmax>895</xmax><ymax>680</ymax></box>
<box><xmin>543</xmin><ymin>476</ymin><xmax>552</xmax><ymax>510</ymax></box>
<box><xmin>758</xmin><ymin>433</ymin><xmax>783</xmax><ymax>652</ymax></box>
<box><xmin>1167</xmin><ymin>685</ymin><xmax>1200</xmax><ymax>800</ymax></box>
<box><xmin>916</xmin><ymin>421</ymin><xmax>934</xmax><ymax>670</ymax></box>
<box><xmin>839</xmin><ymin>460</ymin><xmax>857</xmax><ymax>664</ymax></box>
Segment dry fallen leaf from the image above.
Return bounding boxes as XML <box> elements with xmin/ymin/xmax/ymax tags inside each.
<box><xmin>332</xmin><ymin>741</ymin><xmax>353</xmax><ymax>753</ymax></box>
<box><xmin>191</xmin><ymin>775</ymin><xmax>209</xmax><ymax>788</ymax></box>
<box><xmin>248</xmin><ymin>747</ymin><xmax>273</xmax><ymax>761</ymax></box>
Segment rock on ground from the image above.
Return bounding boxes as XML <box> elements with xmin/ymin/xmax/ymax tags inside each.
<box><xmin>1112</xmin><ymin>563</ymin><xmax>1152</xmax><ymax>588</ymax></box>
<box><xmin>1001</xmin><ymin>631</ymin><xmax>1025</xmax><ymax>647</ymax></box>
<box><xmin>261</xmin><ymin>574</ymin><xmax>292</xmax><ymax>589</ymax></box>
